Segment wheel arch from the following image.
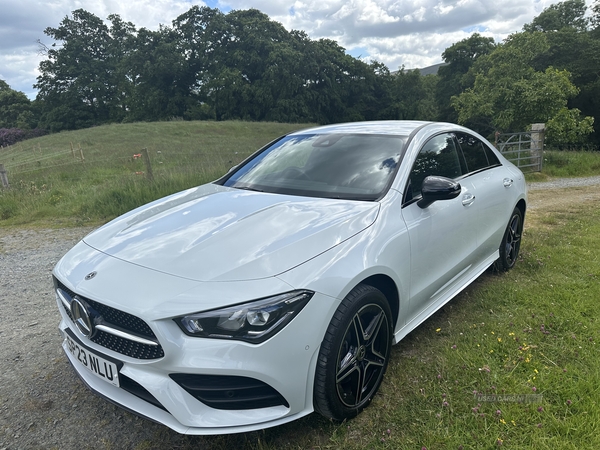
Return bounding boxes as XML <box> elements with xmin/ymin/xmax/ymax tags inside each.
<box><xmin>515</xmin><ymin>198</ymin><xmax>526</xmax><ymax>221</ymax></box>
<box><xmin>358</xmin><ymin>274</ymin><xmax>400</xmax><ymax>331</ymax></box>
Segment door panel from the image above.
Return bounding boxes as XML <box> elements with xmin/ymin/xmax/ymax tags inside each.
<box><xmin>402</xmin><ymin>186</ymin><xmax>478</xmax><ymax>316</ymax></box>
<box><xmin>400</xmin><ymin>132</ymin><xmax>478</xmax><ymax>317</ymax></box>
<box><xmin>467</xmin><ymin>166</ymin><xmax>514</xmax><ymax>260</ymax></box>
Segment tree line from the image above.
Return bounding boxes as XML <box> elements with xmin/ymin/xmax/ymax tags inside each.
<box><xmin>1</xmin><ymin>0</ymin><xmax>599</xmax><ymax>147</ymax></box>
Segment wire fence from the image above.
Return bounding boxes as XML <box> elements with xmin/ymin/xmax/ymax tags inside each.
<box><xmin>0</xmin><ymin>140</ymin><xmax>248</xmax><ymax>189</ymax></box>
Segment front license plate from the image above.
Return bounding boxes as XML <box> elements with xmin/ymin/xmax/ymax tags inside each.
<box><xmin>65</xmin><ymin>333</ymin><xmax>120</xmax><ymax>387</ymax></box>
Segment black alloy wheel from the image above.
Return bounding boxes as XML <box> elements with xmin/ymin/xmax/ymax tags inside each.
<box><xmin>314</xmin><ymin>284</ymin><xmax>392</xmax><ymax>420</ymax></box>
<box><xmin>496</xmin><ymin>207</ymin><xmax>523</xmax><ymax>271</ymax></box>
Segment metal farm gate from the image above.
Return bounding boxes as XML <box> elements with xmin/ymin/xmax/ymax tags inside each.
<box><xmin>494</xmin><ymin>124</ymin><xmax>545</xmax><ymax>173</ymax></box>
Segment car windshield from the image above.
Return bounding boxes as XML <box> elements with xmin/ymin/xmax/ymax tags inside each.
<box><xmin>220</xmin><ymin>133</ymin><xmax>407</xmax><ymax>201</ymax></box>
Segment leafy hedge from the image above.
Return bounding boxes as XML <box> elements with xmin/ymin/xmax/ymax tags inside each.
<box><xmin>0</xmin><ymin>128</ymin><xmax>47</xmax><ymax>147</ymax></box>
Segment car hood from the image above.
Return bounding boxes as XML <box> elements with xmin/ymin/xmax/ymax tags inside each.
<box><xmin>83</xmin><ymin>184</ymin><xmax>379</xmax><ymax>282</ymax></box>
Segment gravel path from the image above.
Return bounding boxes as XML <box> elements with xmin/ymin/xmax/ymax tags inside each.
<box><xmin>0</xmin><ymin>175</ymin><xmax>598</xmax><ymax>449</ymax></box>
<box><xmin>0</xmin><ymin>228</ymin><xmax>161</xmax><ymax>449</ymax></box>
<box><xmin>527</xmin><ymin>175</ymin><xmax>600</xmax><ymax>191</ymax></box>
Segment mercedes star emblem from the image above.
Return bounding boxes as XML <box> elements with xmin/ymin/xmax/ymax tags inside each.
<box><xmin>71</xmin><ymin>297</ymin><xmax>94</xmax><ymax>338</ymax></box>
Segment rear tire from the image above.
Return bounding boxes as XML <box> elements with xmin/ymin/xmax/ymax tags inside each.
<box><xmin>496</xmin><ymin>207</ymin><xmax>523</xmax><ymax>271</ymax></box>
<box><xmin>313</xmin><ymin>284</ymin><xmax>392</xmax><ymax>421</ymax></box>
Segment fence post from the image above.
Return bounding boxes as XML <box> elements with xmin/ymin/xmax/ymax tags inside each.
<box><xmin>141</xmin><ymin>148</ymin><xmax>154</xmax><ymax>182</ymax></box>
<box><xmin>531</xmin><ymin>123</ymin><xmax>545</xmax><ymax>172</ymax></box>
<box><xmin>0</xmin><ymin>164</ymin><xmax>9</xmax><ymax>189</ymax></box>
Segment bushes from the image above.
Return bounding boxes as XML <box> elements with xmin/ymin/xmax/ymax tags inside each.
<box><xmin>0</xmin><ymin>128</ymin><xmax>47</xmax><ymax>147</ymax></box>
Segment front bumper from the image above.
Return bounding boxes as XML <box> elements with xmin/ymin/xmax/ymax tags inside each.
<box><xmin>56</xmin><ymin>283</ymin><xmax>338</xmax><ymax>434</ymax></box>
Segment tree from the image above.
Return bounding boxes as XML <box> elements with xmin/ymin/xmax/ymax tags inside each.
<box><xmin>435</xmin><ymin>34</ymin><xmax>496</xmax><ymax>123</ymax></box>
<box><xmin>33</xmin><ymin>6</ymin><xmax>435</xmax><ymax>129</ymax></box>
<box><xmin>523</xmin><ymin>0</ymin><xmax>588</xmax><ymax>32</ymax></box>
<box><xmin>171</xmin><ymin>6</ymin><xmax>229</xmax><ymax>120</ymax></box>
<box><xmin>172</xmin><ymin>7</ymin><xmax>383</xmax><ymax>124</ymax></box>
<box><xmin>452</xmin><ymin>32</ymin><xmax>592</xmax><ymax>138</ymax></box>
<box><xmin>592</xmin><ymin>0</ymin><xmax>600</xmax><ymax>30</ymax></box>
<box><xmin>121</xmin><ymin>26</ymin><xmax>190</xmax><ymax>121</ymax></box>
<box><xmin>546</xmin><ymin>107</ymin><xmax>594</xmax><ymax>147</ymax></box>
<box><xmin>0</xmin><ymin>80</ymin><xmax>35</xmax><ymax>129</ymax></box>
<box><xmin>385</xmin><ymin>68</ymin><xmax>438</xmax><ymax>121</ymax></box>
<box><xmin>35</xmin><ymin>10</ymin><xmax>136</xmax><ymax>130</ymax></box>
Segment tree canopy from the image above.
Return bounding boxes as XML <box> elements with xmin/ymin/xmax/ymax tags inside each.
<box><xmin>523</xmin><ymin>0</ymin><xmax>588</xmax><ymax>32</ymax></box>
<box><xmin>452</xmin><ymin>0</ymin><xmax>597</xmax><ymax>143</ymax></box>
<box><xmin>0</xmin><ymin>80</ymin><xmax>35</xmax><ymax>129</ymax></box>
<box><xmin>9</xmin><ymin>0</ymin><xmax>597</xmax><ymax>147</ymax></box>
<box><xmin>33</xmin><ymin>7</ymin><xmax>438</xmax><ymax>131</ymax></box>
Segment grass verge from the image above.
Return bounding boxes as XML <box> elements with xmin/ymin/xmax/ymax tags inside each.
<box><xmin>526</xmin><ymin>150</ymin><xmax>600</xmax><ymax>181</ymax></box>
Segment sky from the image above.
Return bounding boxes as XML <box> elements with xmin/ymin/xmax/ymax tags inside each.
<box><xmin>0</xmin><ymin>0</ymin><xmax>596</xmax><ymax>99</ymax></box>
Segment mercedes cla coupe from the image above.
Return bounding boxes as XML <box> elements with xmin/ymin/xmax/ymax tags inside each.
<box><xmin>53</xmin><ymin>121</ymin><xmax>526</xmax><ymax>434</ymax></box>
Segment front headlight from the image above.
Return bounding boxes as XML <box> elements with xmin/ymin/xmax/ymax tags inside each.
<box><xmin>175</xmin><ymin>290</ymin><xmax>314</xmax><ymax>344</ymax></box>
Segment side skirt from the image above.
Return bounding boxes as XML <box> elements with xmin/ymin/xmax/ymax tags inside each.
<box><xmin>392</xmin><ymin>250</ymin><xmax>499</xmax><ymax>344</ymax></box>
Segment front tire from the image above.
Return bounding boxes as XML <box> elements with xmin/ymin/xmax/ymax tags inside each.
<box><xmin>496</xmin><ymin>207</ymin><xmax>523</xmax><ymax>271</ymax></box>
<box><xmin>314</xmin><ymin>284</ymin><xmax>392</xmax><ymax>421</ymax></box>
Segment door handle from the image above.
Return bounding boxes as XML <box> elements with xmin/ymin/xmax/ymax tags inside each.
<box><xmin>503</xmin><ymin>178</ymin><xmax>514</xmax><ymax>187</ymax></box>
<box><xmin>462</xmin><ymin>193</ymin><xmax>476</xmax><ymax>206</ymax></box>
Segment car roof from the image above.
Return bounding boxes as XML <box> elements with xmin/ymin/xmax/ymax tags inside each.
<box><xmin>289</xmin><ymin>120</ymin><xmax>433</xmax><ymax>136</ymax></box>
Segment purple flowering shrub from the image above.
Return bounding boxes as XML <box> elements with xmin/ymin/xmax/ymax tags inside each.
<box><xmin>0</xmin><ymin>128</ymin><xmax>47</xmax><ymax>147</ymax></box>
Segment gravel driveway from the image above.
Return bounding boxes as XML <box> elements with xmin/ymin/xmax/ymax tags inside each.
<box><xmin>0</xmin><ymin>228</ymin><xmax>158</xmax><ymax>449</ymax></box>
<box><xmin>1</xmin><ymin>176</ymin><xmax>598</xmax><ymax>449</ymax></box>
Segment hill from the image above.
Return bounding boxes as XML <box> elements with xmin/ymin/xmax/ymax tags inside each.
<box><xmin>418</xmin><ymin>63</ymin><xmax>447</xmax><ymax>76</ymax></box>
<box><xmin>0</xmin><ymin>120</ymin><xmax>314</xmax><ymax>225</ymax></box>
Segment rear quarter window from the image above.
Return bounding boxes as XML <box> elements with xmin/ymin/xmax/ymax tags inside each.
<box><xmin>455</xmin><ymin>132</ymin><xmax>500</xmax><ymax>173</ymax></box>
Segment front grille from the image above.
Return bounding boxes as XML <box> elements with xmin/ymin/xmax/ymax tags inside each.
<box><xmin>170</xmin><ymin>373</ymin><xmax>289</xmax><ymax>410</ymax></box>
<box><xmin>55</xmin><ymin>278</ymin><xmax>164</xmax><ymax>360</ymax></box>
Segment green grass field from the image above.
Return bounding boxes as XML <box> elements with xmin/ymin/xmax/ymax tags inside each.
<box><xmin>528</xmin><ymin>150</ymin><xmax>600</xmax><ymax>181</ymax></box>
<box><xmin>1</xmin><ymin>121</ymin><xmax>599</xmax><ymax>448</ymax></box>
<box><xmin>0</xmin><ymin>121</ymin><xmax>313</xmax><ymax>225</ymax></box>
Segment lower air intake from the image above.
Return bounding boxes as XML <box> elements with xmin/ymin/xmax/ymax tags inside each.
<box><xmin>169</xmin><ymin>374</ymin><xmax>289</xmax><ymax>410</ymax></box>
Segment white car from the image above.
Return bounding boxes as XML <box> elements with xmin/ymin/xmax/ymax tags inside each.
<box><xmin>53</xmin><ymin>121</ymin><xmax>526</xmax><ymax>434</ymax></box>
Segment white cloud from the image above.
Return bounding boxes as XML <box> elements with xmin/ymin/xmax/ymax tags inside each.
<box><xmin>0</xmin><ymin>0</ymin><xmax>596</xmax><ymax>99</ymax></box>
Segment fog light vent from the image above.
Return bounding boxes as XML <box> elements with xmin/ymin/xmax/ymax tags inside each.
<box><xmin>169</xmin><ymin>374</ymin><xmax>289</xmax><ymax>410</ymax></box>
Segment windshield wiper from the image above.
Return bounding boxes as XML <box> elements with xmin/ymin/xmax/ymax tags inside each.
<box><xmin>234</xmin><ymin>185</ymin><xmax>264</xmax><ymax>193</ymax></box>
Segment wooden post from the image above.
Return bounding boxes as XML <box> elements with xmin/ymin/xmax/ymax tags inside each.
<box><xmin>70</xmin><ymin>142</ymin><xmax>75</xmax><ymax>159</ymax></box>
<box><xmin>0</xmin><ymin>164</ymin><xmax>9</xmax><ymax>189</ymax></box>
<box><xmin>141</xmin><ymin>148</ymin><xmax>154</xmax><ymax>182</ymax></box>
<box><xmin>78</xmin><ymin>143</ymin><xmax>84</xmax><ymax>163</ymax></box>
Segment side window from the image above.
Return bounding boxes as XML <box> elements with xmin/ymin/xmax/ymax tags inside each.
<box><xmin>408</xmin><ymin>133</ymin><xmax>463</xmax><ymax>200</ymax></box>
<box><xmin>483</xmin><ymin>144</ymin><xmax>500</xmax><ymax>166</ymax></box>
<box><xmin>456</xmin><ymin>132</ymin><xmax>500</xmax><ymax>173</ymax></box>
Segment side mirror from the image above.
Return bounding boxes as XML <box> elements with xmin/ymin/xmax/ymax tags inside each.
<box><xmin>417</xmin><ymin>176</ymin><xmax>461</xmax><ymax>208</ymax></box>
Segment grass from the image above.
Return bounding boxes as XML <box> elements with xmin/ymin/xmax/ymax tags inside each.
<box><xmin>526</xmin><ymin>149</ymin><xmax>600</xmax><ymax>181</ymax></box>
<box><xmin>0</xmin><ymin>121</ymin><xmax>313</xmax><ymax>226</ymax></box>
